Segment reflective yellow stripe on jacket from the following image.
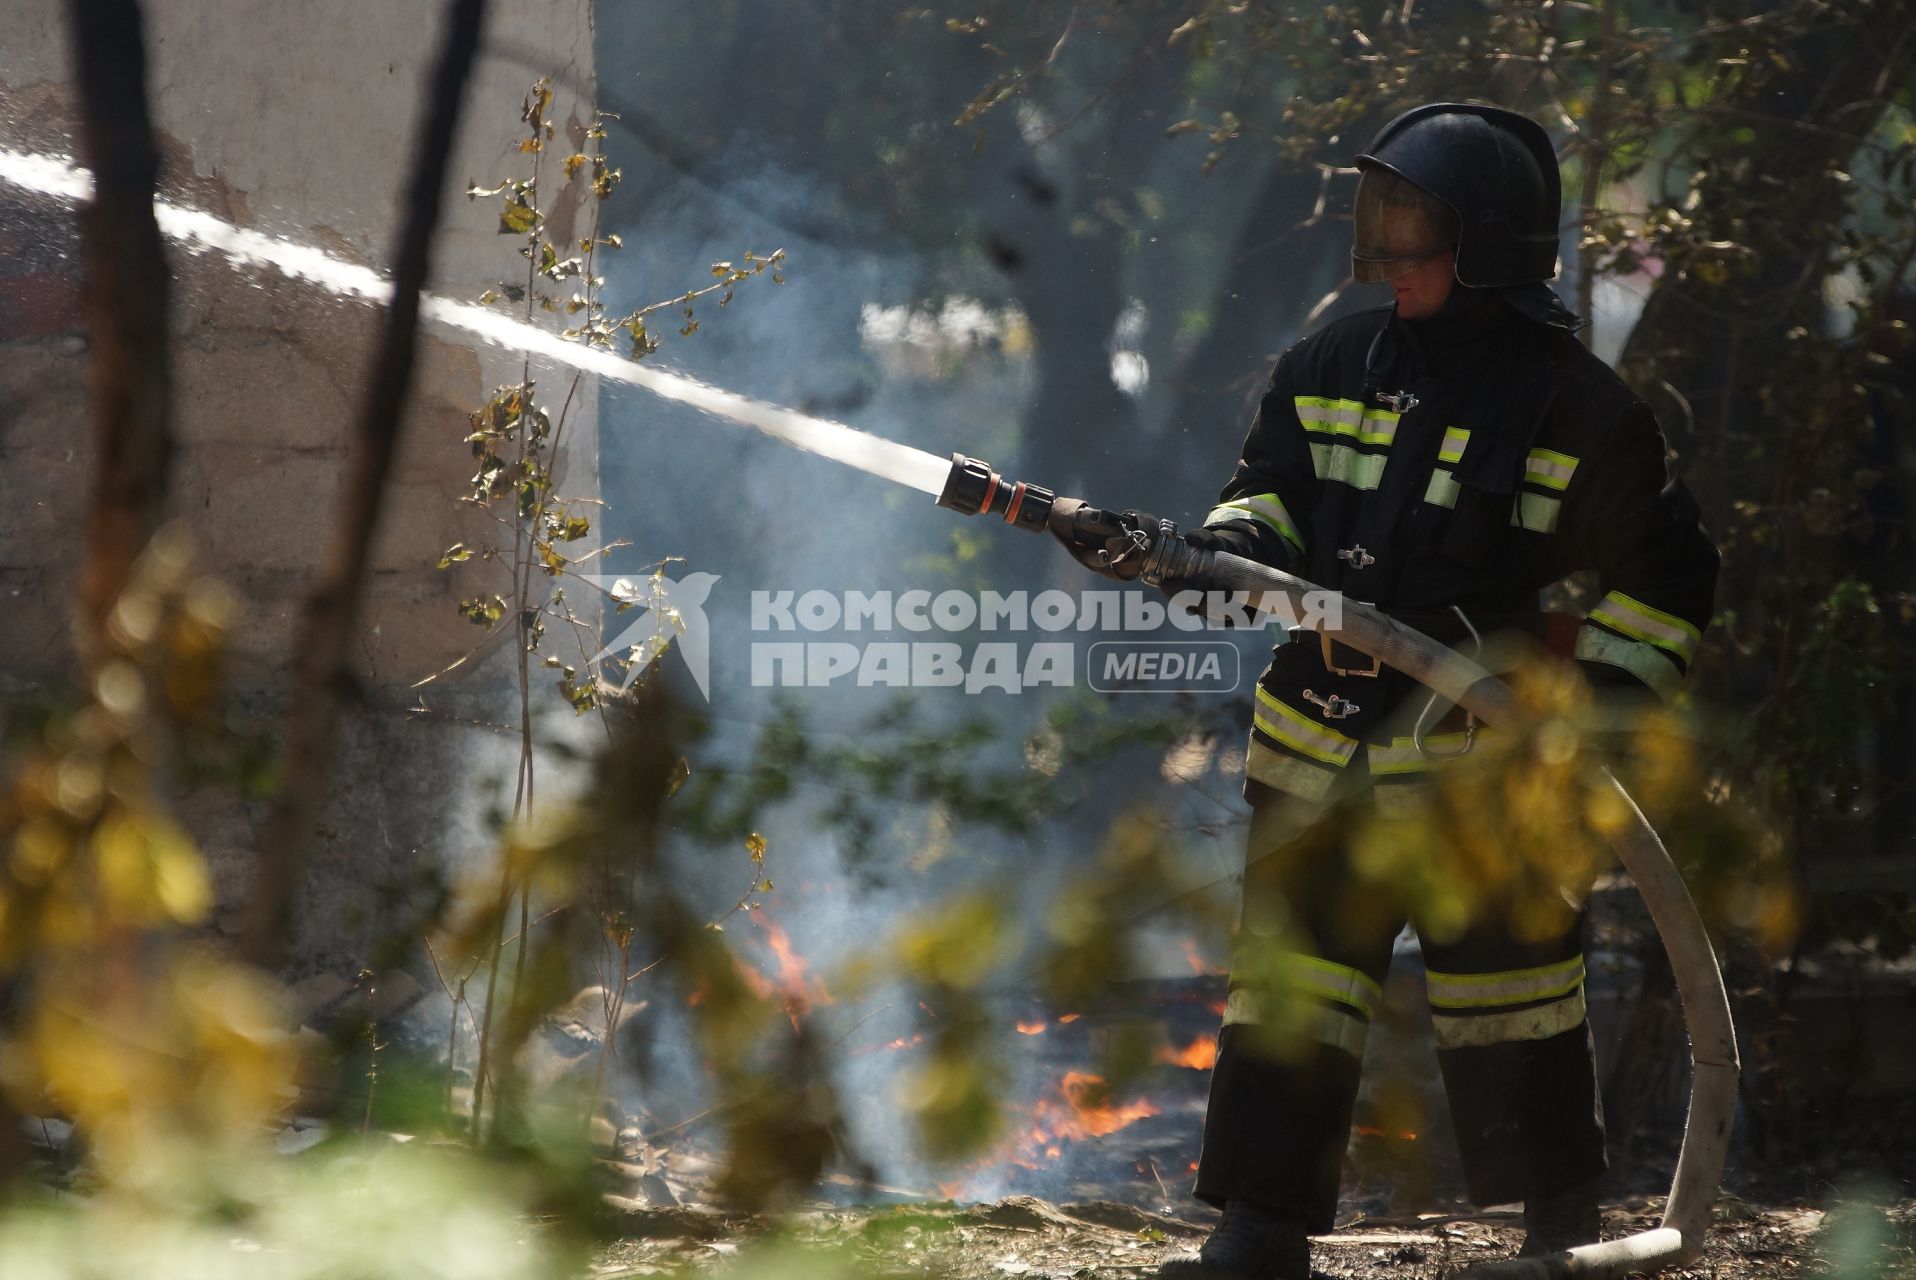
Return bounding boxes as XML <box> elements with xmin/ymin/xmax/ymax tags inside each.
<box><xmin>1245</xmin><ymin>738</ymin><xmax>1339</xmax><ymax>802</ymax></box>
<box><xmin>1574</xmin><ymin>625</ymin><xmax>1684</xmax><ymax>698</ymax></box>
<box><xmin>1295</xmin><ymin>395</ymin><xmax>1398</xmax><ymax>492</ymax></box>
<box><xmin>1253</xmin><ymin>685</ymin><xmax>1360</xmax><ymax>768</ymax></box>
<box><xmin>1367</xmin><ymin>731</ymin><xmax>1474</xmax><ymax>776</ymax></box>
<box><xmin>1588</xmin><ymin>590</ymin><xmax>1701</xmax><ymax>665</ymax></box>
<box><xmin>1206</xmin><ymin>492</ymin><xmax>1305</xmax><ymax>556</ymax></box>
<box><xmin>1523</xmin><ymin>446</ymin><xmax>1579</xmax><ymax>491</ymax></box>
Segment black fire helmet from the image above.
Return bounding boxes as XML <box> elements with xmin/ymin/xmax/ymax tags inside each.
<box><xmin>1351</xmin><ymin>103</ymin><xmax>1562</xmax><ymax>289</ymax></box>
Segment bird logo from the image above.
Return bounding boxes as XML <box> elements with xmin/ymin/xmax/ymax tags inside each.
<box><xmin>578</xmin><ymin>570</ymin><xmax>720</xmax><ymax>700</ymax></box>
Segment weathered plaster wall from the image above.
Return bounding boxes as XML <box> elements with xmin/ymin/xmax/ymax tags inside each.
<box><xmin>0</xmin><ymin>1</ymin><xmax>599</xmax><ymax>967</ymax></box>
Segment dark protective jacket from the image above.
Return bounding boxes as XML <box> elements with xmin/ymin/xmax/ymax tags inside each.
<box><xmin>1201</xmin><ymin>298</ymin><xmax>1720</xmax><ymax>806</ymax></box>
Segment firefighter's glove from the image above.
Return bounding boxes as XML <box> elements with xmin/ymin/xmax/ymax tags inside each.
<box><xmin>1053</xmin><ymin>505</ymin><xmax>1158</xmax><ymax>582</ymax></box>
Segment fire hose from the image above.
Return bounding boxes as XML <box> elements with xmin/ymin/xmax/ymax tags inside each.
<box><xmin>937</xmin><ymin>456</ymin><xmax>1737</xmax><ymax>1280</ymax></box>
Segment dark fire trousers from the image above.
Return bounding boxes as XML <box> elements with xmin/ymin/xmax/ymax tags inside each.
<box><xmin>1191</xmin><ymin>797</ymin><xmax>1607</xmax><ymax>1231</ymax></box>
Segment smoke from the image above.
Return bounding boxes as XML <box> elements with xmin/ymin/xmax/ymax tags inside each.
<box><xmin>0</xmin><ymin>124</ymin><xmax>1247</xmax><ymax>1200</ymax></box>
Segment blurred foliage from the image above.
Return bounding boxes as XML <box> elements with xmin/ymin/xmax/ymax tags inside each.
<box><xmin>671</xmin><ymin>688</ymin><xmax>1216</xmax><ymax>886</ymax></box>
<box><xmin>5</xmin><ymin>0</ymin><xmax>1916</xmax><ymax>1271</ymax></box>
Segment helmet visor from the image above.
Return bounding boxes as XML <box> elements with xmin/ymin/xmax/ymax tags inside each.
<box><xmin>1351</xmin><ymin>167</ymin><xmax>1460</xmax><ymax>283</ymax></box>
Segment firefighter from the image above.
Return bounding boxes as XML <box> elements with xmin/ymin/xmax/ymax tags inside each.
<box><xmin>1063</xmin><ymin>103</ymin><xmax>1720</xmax><ymax>1279</ymax></box>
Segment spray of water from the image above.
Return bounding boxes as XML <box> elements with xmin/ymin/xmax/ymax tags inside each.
<box><xmin>0</xmin><ymin>146</ymin><xmax>953</xmax><ymax>496</ymax></box>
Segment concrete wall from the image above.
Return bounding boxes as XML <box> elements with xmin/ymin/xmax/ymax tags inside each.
<box><xmin>0</xmin><ymin>0</ymin><xmax>599</xmax><ymax>967</ymax></box>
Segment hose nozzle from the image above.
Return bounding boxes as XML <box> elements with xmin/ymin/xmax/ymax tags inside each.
<box><xmin>935</xmin><ymin>453</ymin><xmax>1057</xmax><ymax>532</ymax></box>
<box><xmin>935</xmin><ymin>455</ymin><xmax>1211</xmax><ymax>588</ymax></box>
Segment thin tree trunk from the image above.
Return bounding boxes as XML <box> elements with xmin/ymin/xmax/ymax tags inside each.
<box><xmin>0</xmin><ymin>0</ymin><xmax>178</xmax><ymax>1190</ymax></box>
<box><xmin>68</xmin><ymin>0</ymin><xmax>172</xmax><ymax>663</ymax></box>
<box><xmin>239</xmin><ymin>0</ymin><xmax>490</xmax><ymax>970</ymax></box>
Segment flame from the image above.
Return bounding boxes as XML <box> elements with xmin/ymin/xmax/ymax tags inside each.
<box><xmin>1179</xmin><ymin>937</ymin><xmax>1213</xmax><ymax>975</ymax></box>
<box><xmin>1033</xmin><ymin>1071</ymin><xmax>1160</xmax><ymax>1141</ymax></box>
<box><xmin>938</xmin><ymin>1069</ymin><xmax>1161</xmax><ymax>1196</ymax></box>
<box><xmin>1207</xmin><ymin>998</ymin><xmax>1227</xmax><ymax>1017</ymax></box>
<box><xmin>1155</xmin><ymin>1035</ymin><xmax>1218</xmax><ymax>1070</ymax></box>
<box><xmin>1016</xmin><ymin>1020</ymin><xmax>1048</xmax><ymax>1036</ymax></box>
<box><xmin>736</xmin><ymin>957</ymin><xmax>776</xmax><ymax>1001</ymax></box>
<box><xmin>746</xmin><ymin>915</ymin><xmax>832</xmax><ymax>1031</ymax></box>
<box><xmin>759</xmin><ymin>917</ymin><xmax>831</xmax><ymax>1006</ymax></box>
<box><xmin>685</xmin><ymin>949</ymin><xmax>783</xmax><ymax>1008</ymax></box>
<box><xmin>1057</xmin><ymin>1012</ymin><xmax>1081</xmax><ymax>1024</ymax></box>
<box><xmin>1352</xmin><ymin>1124</ymin><xmax>1420</xmax><ymax>1141</ymax></box>
<box><xmin>849</xmin><ymin>1032</ymin><xmax>925</xmax><ymax>1058</ymax></box>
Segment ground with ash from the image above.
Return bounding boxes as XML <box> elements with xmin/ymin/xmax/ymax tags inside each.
<box><xmin>589</xmin><ymin>1195</ymin><xmax>1916</xmax><ymax>1279</ymax></box>
<box><xmin>199</xmin><ymin>949</ymin><xmax>1916</xmax><ymax>1280</ymax></box>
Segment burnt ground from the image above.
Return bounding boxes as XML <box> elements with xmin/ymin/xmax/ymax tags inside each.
<box><xmin>262</xmin><ymin>925</ymin><xmax>1916</xmax><ymax>1278</ymax></box>
<box><xmin>572</xmin><ymin>956</ymin><xmax>1916</xmax><ymax>1280</ymax></box>
<box><xmin>590</xmin><ymin>1194</ymin><xmax>1916</xmax><ymax>1279</ymax></box>
<box><xmin>577</xmin><ymin>960</ymin><xmax>1916</xmax><ymax>1280</ymax></box>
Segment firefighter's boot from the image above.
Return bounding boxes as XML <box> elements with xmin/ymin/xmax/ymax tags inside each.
<box><xmin>1158</xmin><ymin>1200</ymin><xmax>1309</xmax><ymax>1280</ymax></box>
<box><xmin>1519</xmin><ymin>1177</ymin><xmax>1601</xmax><ymax>1256</ymax></box>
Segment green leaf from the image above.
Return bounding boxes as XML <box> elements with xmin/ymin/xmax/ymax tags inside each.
<box><xmin>544</xmin><ymin>510</ymin><xmax>592</xmax><ymax>543</ymax></box>
<box><xmin>499</xmin><ymin>196</ymin><xmax>539</xmax><ymax>236</ymax></box>
<box><xmin>458</xmin><ymin>594</ymin><xmax>507</xmax><ymax>626</ymax></box>
<box><xmin>629</xmin><ymin>319</ymin><xmax>659</xmax><ymax>359</ymax></box>
<box><xmin>557</xmin><ymin>672</ymin><xmax>599</xmax><ymax>714</ymax></box>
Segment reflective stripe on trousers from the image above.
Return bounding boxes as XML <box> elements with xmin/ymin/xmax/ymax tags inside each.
<box><xmin>1426</xmin><ymin>955</ymin><xmax>1589</xmax><ymax>1049</ymax></box>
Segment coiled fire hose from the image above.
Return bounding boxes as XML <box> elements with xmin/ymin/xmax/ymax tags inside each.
<box><xmin>937</xmin><ymin>457</ymin><xmax>1737</xmax><ymax>1279</ymax></box>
